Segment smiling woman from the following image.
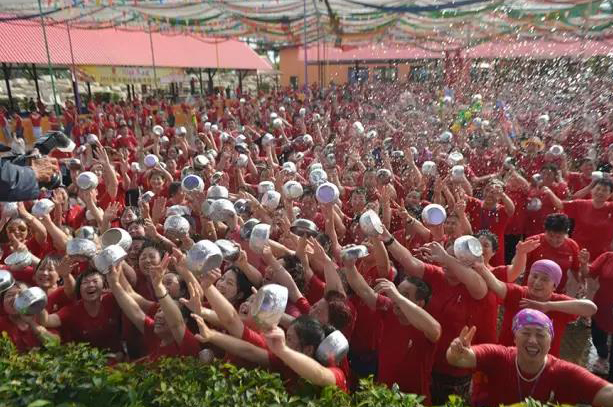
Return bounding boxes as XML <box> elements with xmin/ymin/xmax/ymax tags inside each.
<box><xmin>446</xmin><ymin>310</ymin><xmax>613</xmax><ymax>407</ymax></box>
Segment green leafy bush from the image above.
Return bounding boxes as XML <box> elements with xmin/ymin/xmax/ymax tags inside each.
<box><xmin>0</xmin><ymin>335</ymin><xmax>571</xmax><ymax>407</ymax></box>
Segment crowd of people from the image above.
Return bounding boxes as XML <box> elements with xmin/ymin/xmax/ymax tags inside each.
<box><xmin>2</xmin><ymin>75</ymin><xmax>613</xmax><ymax>406</ymax></box>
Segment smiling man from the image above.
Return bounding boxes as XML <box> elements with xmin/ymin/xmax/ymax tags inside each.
<box><xmin>446</xmin><ymin>310</ymin><xmax>613</xmax><ymax>407</ymax></box>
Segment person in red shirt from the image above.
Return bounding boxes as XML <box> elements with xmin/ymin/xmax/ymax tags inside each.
<box><xmin>0</xmin><ymin>281</ymin><xmax>59</xmax><ymax>351</ymax></box>
<box><xmin>32</xmin><ymin>254</ymin><xmax>75</xmax><ymax>314</ymax></box>
<box><xmin>11</xmin><ymin>112</ymin><xmax>23</xmax><ymax>139</ymax></box>
<box><xmin>41</xmin><ymin>269</ymin><xmax>123</xmax><ymax>357</ymax></box>
<box><xmin>524</xmin><ymin>213</ymin><xmax>580</xmax><ymax>293</ymax></box>
<box><xmin>191</xmin><ymin>313</ymin><xmax>348</xmax><ymax>392</ymax></box>
<box><xmin>344</xmin><ymin>259</ymin><xmax>440</xmax><ymax>403</ymax></box>
<box><xmin>524</xmin><ymin>164</ymin><xmax>569</xmax><ymax>237</ymax></box>
<box><xmin>566</xmin><ymin>158</ymin><xmax>596</xmax><ymax>198</ymax></box>
<box><xmin>545</xmin><ymin>178</ymin><xmax>613</xmax><ymax>259</ymax></box>
<box><xmin>583</xmin><ymin>250</ymin><xmax>613</xmax><ymax>378</ymax></box>
<box><xmin>107</xmin><ymin>259</ymin><xmax>200</xmax><ymax>362</ymax></box>
<box><xmin>446</xmin><ymin>309</ymin><xmax>613</xmax><ymax>407</ymax></box>
<box><xmin>379</xmin><ymin>226</ymin><xmax>488</xmax><ymax>404</ymax></box>
<box><xmin>476</xmin><ymin>258</ymin><xmax>596</xmax><ymax>357</ymax></box>
<box><xmin>465</xmin><ymin>180</ymin><xmax>515</xmax><ymax>266</ymax></box>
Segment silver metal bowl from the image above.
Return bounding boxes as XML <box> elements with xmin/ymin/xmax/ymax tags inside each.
<box><xmin>163</xmin><ymin>215</ymin><xmax>190</xmax><ymax>235</ymax></box>
<box><xmin>421</xmin><ymin>204</ymin><xmax>447</xmax><ymax>226</ymax></box>
<box><xmin>207</xmin><ymin>185</ymin><xmax>229</xmax><ymax>200</ymax></box>
<box><xmin>240</xmin><ymin>218</ymin><xmax>261</xmax><ymax>240</ymax></box>
<box><xmin>340</xmin><ymin>245</ymin><xmax>369</xmax><ymax>261</ymax></box>
<box><xmin>4</xmin><ymin>251</ymin><xmax>33</xmax><ymax>269</ymax></box>
<box><xmin>31</xmin><ymin>199</ymin><xmax>55</xmax><ymax>218</ymax></box>
<box><xmin>215</xmin><ymin>239</ymin><xmax>240</xmax><ymax>262</ymax></box>
<box><xmin>66</xmin><ymin>238</ymin><xmax>98</xmax><ymax>258</ymax></box>
<box><xmin>93</xmin><ymin>245</ymin><xmax>128</xmax><ymax>274</ymax></box>
<box><xmin>250</xmin><ymin>284</ymin><xmax>288</xmax><ymax>330</ymax></box>
<box><xmin>290</xmin><ymin>218</ymin><xmax>319</xmax><ymax>238</ymax></box>
<box><xmin>101</xmin><ymin>228</ymin><xmax>132</xmax><ymax>251</ymax></box>
<box><xmin>0</xmin><ymin>270</ymin><xmax>15</xmax><ymax>294</ymax></box>
<box><xmin>249</xmin><ymin>223</ymin><xmax>271</xmax><ymax>253</ymax></box>
<box><xmin>14</xmin><ymin>287</ymin><xmax>47</xmax><ymax>315</ymax></box>
<box><xmin>359</xmin><ymin>210</ymin><xmax>384</xmax><ymax>237</ymax></box>
<box><xmin>315</xmin><ymin>330</ymin><xmax>349</xmax><ymax>366</ymax></box>
<box><xmin>453</xmin><ymin>235</ymin><xmax>483</xmax><ymax>265</ymax></box>
<box><xmin>186</xmin><ymin>240</ymin><xmax>223</xmax><ymax>276</ymax></box>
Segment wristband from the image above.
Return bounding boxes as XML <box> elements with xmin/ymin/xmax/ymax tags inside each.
<box><xmin>156</xmin><ymin>290</ymin><xmax>169</xmax><ymax>301</ymax></box>
<box><xmin>383</xmin><ymin>236</ymin><xmax>395</xmax><ymax>247</ymax></box>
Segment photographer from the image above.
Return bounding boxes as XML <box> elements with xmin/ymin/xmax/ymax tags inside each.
<box><xmin>0</xmin><ymin>156</ymin><xmax>59</xmax><ymax>202</ymax></box>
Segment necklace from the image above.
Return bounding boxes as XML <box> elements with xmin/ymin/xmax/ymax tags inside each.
<box><xmin>515</xmin><ymin>355</ymin><xmax>547</xmax><ymax>401</ymax></box>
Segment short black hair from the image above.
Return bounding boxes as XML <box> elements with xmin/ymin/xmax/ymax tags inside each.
<box><xmin>291</xmin><ymin>315</ymin><xmax>326</xmax><ymax>351</ymax></box>
<box><xmin>74</xmin><ymin>268</ymin><xmax>104</xmax><ymax>300</ymax></box>
<box><xmin>475</xmin><ymin>229</ymin><xmax>499</xmax><ymax>253</ymax></box>
<box><xmin>137</xmin><ymin>240</ymin><xmax>168</xmax><ymax>261</ymax></box>
<box><xmin>168</xmin><ymin>181</ymin><xmax>182</xmax><ymax>197</ymax></box>
<box><xmin>401</xmin><ymin>275</ymin><xmax>433</xmax><ymax>306</ymax></box>
<box><xmin>594</xmin><ymin>178</ymin><xmax>613</xmax><ymax>192</ymax></box>
<box><xmin>544</xmin><ymin>213</ymin><xmax>570</xmax><ymax>233</ymax></box>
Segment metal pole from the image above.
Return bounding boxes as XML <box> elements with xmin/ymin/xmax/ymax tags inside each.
<box><xmin>66</xmin><ymin>22</ymin><xmax>81</xmax><ymax>113</ymax></box>
<box><xmin>2</xmin><ymin>63</ymin><xmax>14</xmax><ymax>112</ymax></box>
<box><xmin>198</xmin><ymin>68</ymin><xmax>203</xmax><ymax>95</ymax></box>
<box><xmin>38</xmin><ymin>0</ymin><xmax>59</xmax><ymax>115</ymax></box>
<box><xmin>148</xmin><ymin>21</ymin><xmax>158</xmax><ymax>91</ymax></box>
<box><xmin>32</xmin><ymin>64</ymin><xmax>41</xmax><ymax>101</ymax></box>
<box><xmin>303</xmin><ymin>0</ymin><xmax>308</xmax><ymax>87</ymax></box>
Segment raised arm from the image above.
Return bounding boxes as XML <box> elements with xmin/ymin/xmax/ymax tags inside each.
<box><xmin>265</xmin><ymin>327</ymin><xmax>340</xmax><ymax>388</ymax></box>
<box><xmin>424</xmin><ymin>242</ymin><xmax>488</xmax><ymax>300</ymax></box>
<box><xmin>201</xmin><ymin>269</ymin><xmax>245</xmax><ymax>338</ymax></box>
<box><xmin>107</xmin><ymin>264</ymin><xmax>146</xmax><ymax>333</ymax></box>
<box><xmin>370</xmin><ymin>235</ymin><xmax>391</xmax><ymax>279</ymax></box>
<box><xmin>378</xmin><ymin>226</ymin><xmax>425</xmax><ymax>278</ymax></box>
<box><xmin>507</xmin><ymin>239</ymin><xmax>541</xmax><ymax>282</ymax></box>
<box><xmin>151</xmin><ymin>254</ymin><xmax>186</xmax><ymax>344</ymax></box>
<box><xmin>520</xmin><ymin>297</ymin><xmax>597</xmax><ymax>318</ymax></box>
<box><xmin>375</xmin><ymin>279</ymin><xmax>441</xmax><ymax>343</ymax></box>
<box><xmin>446</xmin><ymin>325</ymin><xmax>477</xmax><ymax>369</ymax></box>
<box><xmin>192</xmin><ymin>314</ymin><xmax>269</xmax><ymax>366</ymax></box>
<box><xmin>344</xmin><ymin>261</ymin><xmax>377</xmax><ymax>310</ymax></box>
<box><xmin>18</xmin><ymin>203</ymin><xmax>47</xmax><ymax>245</ymax></box>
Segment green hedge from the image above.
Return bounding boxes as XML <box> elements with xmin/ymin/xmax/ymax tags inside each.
<box><xmin>0</xmin><ymin>335</ymin><xmax>567</xmax><ymax>407</ymax></box>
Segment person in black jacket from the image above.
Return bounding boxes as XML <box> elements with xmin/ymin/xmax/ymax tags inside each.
<box><xmin>0</xmin><ymin>156</ymin><xmax>58</xmax><ymax>202</ymax></box>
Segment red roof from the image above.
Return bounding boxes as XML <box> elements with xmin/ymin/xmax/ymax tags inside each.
<box><xmin>0</xmin><ymin>20</ymin><xmax>272</xmax><ymax>70</ymax></box>
<box><xmin>465</xmin><ymin>39</ymin><xmax>613</xmax><ymax>59</ymax></box>
<box><xmin>297</xmin><ymin>44</ymin><xmax>443</xmax><ymax>62</ymax></box>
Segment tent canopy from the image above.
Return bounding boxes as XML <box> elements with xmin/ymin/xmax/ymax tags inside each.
<box><xmin>0</xmin><ymin>18</ymin><xmax>272</xmax><ymax>71</ymax></box>
<box><xmin>0</xmin><ymin>0</ymin><xmax>611</xmax><ymax>48</ymax></box>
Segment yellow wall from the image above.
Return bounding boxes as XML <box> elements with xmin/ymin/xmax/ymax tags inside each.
<box><xmin>279</xmin><ymin>47</ymin><xmax>413</xmax><ymax>87</ymax></box>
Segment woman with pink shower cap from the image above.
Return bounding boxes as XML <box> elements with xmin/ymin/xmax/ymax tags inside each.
<box><xmin>473</xmin><ymin>258</ymin><xmax>596</xmax><ymax>356</ymax></box>
<box><xmin>447</xmin><ymin>309</ymin><xmax>613</xmax><ymax>407</ymax></box>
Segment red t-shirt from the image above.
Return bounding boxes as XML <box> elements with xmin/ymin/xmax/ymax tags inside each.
<box><xmin>0</xmin><ymin>316</ymin><xmax>40</xmax><ymax>351</ymax></box>
<box><xmin>505</xmin><ymin>188</ymin><xmax>529</xmax><ymax>236</ymax></box>
<box><xmin>566</xmin><ymin>172</ymin><xmax>592</xmax><ymax>195</ymax></box>
<box><xmin>589</xmin><ymin>252</ymin><xmax>613</xmax><ymax>333</ymax></box>
<box><xmin>46</xmin><ymin>287</ymin><xmax>73</xmax><ymax>313</ymax></box>
<box><xmin>466</xmin><ymin>197</ymin><xmax>511</xmax><ymax>266</ymax></box>
<box><xmin>57</xmin><ymin>293</ymin><xmax>122</xmax><ymax>352</ymax></box>
<box><xmin>499</xmin><ymin>284</ymin><xmax>576</xmax><ymax>357</ymax></box>
<box><xmin>30</xmin><ymin>112</ymin><xmax>42</xmax><ymax>127</ymax></box>
<box><xmin>524</xmin><ymin>183</ymin><xmax>569</xmax><ymax>237</ymax></box>
<box><xmin>143</xmin><ymin>317</ymin><xmax>200</xmax><ymax>361</ymax></box>
<box><xmin>473</xmin><ymin>344</ymin><xmax>607</xmax><ymax>407</ymax></box>
<box><xmin>422</xmin><ymin>263</ymin><xmax>486</xmax><ymax>377</ymax></box>
<box><xmin>375</xmin><ymin>294</ymin><xmax>436</xmax><ymax>403</ymax></box>
<box><xmin>563</xmin><ymin>200</ymin><xmax>613</xmax><ymax>259</ymax></box>
<box><xmin>524</xmin><ymin>234</ymin><xmax>580</xmax><ymax>293</ymax></box>
<box><xmin>476</xmin><ymin>265</ymin><xmax>508</xmax><ymax>345</ymax></box>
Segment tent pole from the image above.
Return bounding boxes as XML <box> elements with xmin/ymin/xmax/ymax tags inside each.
<box><xmin>148</xmin><ymin>20</ymin><xmax>158</xmax><ymax>92</ymax></box>
<box><xmin>2</xmin><ymin>63</ymin><xmax>14</xmax><ymax>112</ymax></box>
<box><xmin>66</xmin><ymin>22</ymin><xmax>81</xmax><ymax>113</ymax></box>
<box><xmin>32</xmin><ymin>64</ymin><xmax>41</xmax><ymax>101</ymax></box>
<box><xmin>303</xmin><ymin>0</ymin><xmax>308</xmax><ymax>87</ymax></box>
<box><xmin>87</xmin><ymin>82</ymin><xmax>92</xmax><ymax>101</ymax></box>
<box><xmin>38</xmin><ymin>0</ymin><xmax>59</xmax><ymax>115</ymax></box>
<box><xmin>198</xmin><ymin>68</ymin><xmax>203</xmax><ymax>95</ymax></box>
<box><xmin>127</xmin><ymin>84</ymin><xmax>131</xmax><ymax>101</ymax></box>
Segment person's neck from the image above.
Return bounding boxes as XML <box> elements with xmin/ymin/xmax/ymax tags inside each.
<box><xmin>42</xmin><ymin>285</ymin><xmax>58</xmax><ymax>295</ymax></box>
<box><xmin>83</xmin><ymin>299</ymin><xmax>102</xmax><ymax>317</ymax></box>
<box><xmin>517</xmin><ymin>354</ymin><xmax>547</xmax><ymax>375</ymax></box>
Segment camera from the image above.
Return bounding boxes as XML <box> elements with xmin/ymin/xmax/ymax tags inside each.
<box><xmin>1</xmin><ymin>131</ymin><xmax>75</xmax><ymax>190</ymax></box>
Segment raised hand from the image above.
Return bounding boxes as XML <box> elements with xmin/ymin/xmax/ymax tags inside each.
<box><xmin>515</xmin><ymin>239</ymin><xmax>540</xmax><ymax>255</ymax></box>
<box><xmin>200</xmin><ymin>268</ymin><xmax>222</xmax><ymax>291</ymax></box>
<box><xmin>192</xmin><ymin>313</ymin><xmax>215</xmax><ymax>344</ymax></box>
<box><xmin>150</xmin><ymin>253</ymin><xmax>171</xmax><ymax>288</ymax></box>
<box><xmin>578</xmin><ymin>248</ymin><xmax>590</xmax><ymax>266</ymax></box>
<box><xmin>263</xmin><ymin>326</ymin><xmax>287</xmax><ymax>355</ymax></box>
<box><xmin>179</xmin><ymin>282</ymin><xmax>204</xmax><ymax>316</ymax></box>
<box><xmin>448</xmin><ymin>325</ymin><xmax>476</xmax><ymax>359</ymax></box>
<box><xmin>374</xmin><ymin>278</ymin><xmax>400</xmax><ymax>300</ymax></box>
